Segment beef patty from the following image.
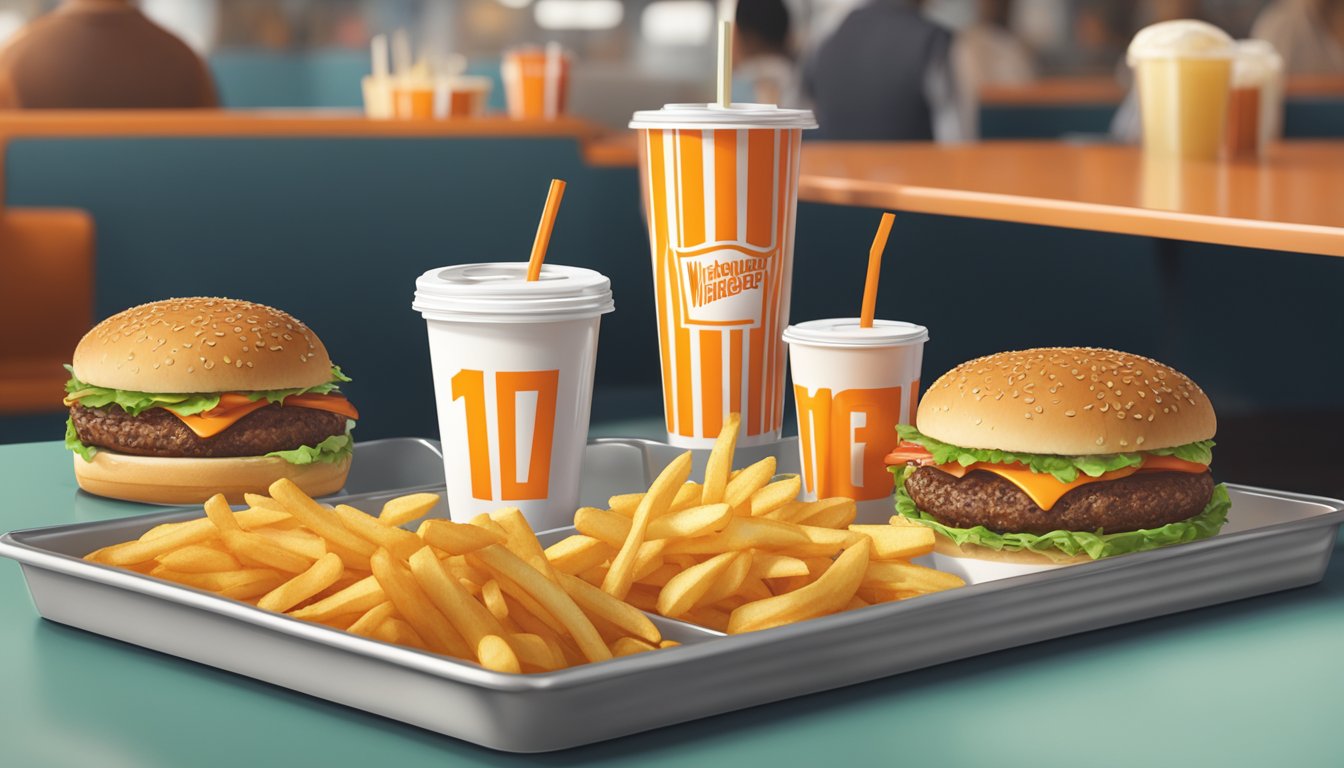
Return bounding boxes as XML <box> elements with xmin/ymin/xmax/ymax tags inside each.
<box><xmin>903</xmin><ymin>466</ymin><xmax>1215</xmax><ymax>535</ymax></box>
<box><xmin>71</xmin><ymin>402</ymin><xmax>348</xmax><ymax>459</ymax></box>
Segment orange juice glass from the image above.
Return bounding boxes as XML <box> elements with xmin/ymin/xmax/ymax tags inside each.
<box><xmin>783</xmin><ymin>319</ymin><xmax>927</xmax><ymax>517</ymax></box>
<box><xmin>503</xmin><ymin>46</ymin><xmax>570</xmax><ymax>120</ymax></box>
<box><xmin>393</xmin><ymin>79</ymin><xmax>435</xmax><ymax>119</ymax></box>
<box><xmin>436</xmin><ymin>76</ymin><xmax>492</xmax><ymax>119</ymax></box>
<box><xmin>631</xmin><ymin>103</ymin><xmax>816</xmax><ymax>448</ymax></box>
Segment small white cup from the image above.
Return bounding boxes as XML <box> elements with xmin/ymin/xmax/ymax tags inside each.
<box><xmin>413</xmin><ymin>264</ymin><xmax>614</xmax><ymax>530</ymax></box>
<box><xmin>783</xmin><ymin>318</ymin><xmax>927</xmax><ymax>522</ymax></box>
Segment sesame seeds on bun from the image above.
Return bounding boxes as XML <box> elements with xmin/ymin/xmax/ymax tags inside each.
<box><xmin>72</xmin><ymin>297</ymin><xmax>334</xmax><ymax>393</ymax></box>
<box><xmin>915</xmin><ymin>347</ymin><xmax>1216</xmax><ymax>455</ymax></box>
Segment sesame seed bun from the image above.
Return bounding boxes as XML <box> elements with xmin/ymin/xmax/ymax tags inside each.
<box><xmin>915</xmin><ymin>347</ymin><xmax>1215</xmax><ymax>455</ymax></box>
<box><xmin>932</xmin><ymin>537</ymin><xmax>1092</xmax><ymax>566</ymax></box>
<box><xmin>72</xmin><ymin>297</ymin><xmax>333</xmax><ymax>393</ymax></box>
<box><xmin>72</xmin><ymin>450</ymin><xmax>350</xmax><ymax>505</ymax></box>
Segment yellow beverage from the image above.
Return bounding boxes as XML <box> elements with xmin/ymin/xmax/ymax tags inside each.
<box><xmin>1136</xmin><ymin>57</ymin><xmax>1232</xmax><ymax>161</ymax></box>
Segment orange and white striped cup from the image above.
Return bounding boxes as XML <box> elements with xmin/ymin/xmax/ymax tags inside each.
<box><xmin>413</xmin><ymin>264</ymin><xmax>614</xmax><ymax>530</ymax></box>
<box><xmin>783</xmin><ymin>319</ymin><xmax>927</xmax><ymax>513</ymax></box>
<box><xmin>503</xmin><ymin>44</ymin><xmax>570</xmax><ymax>120</ymax></box>
<box><xmin>631</xmin><ymin>103</ymin><xmax>816</xmax><ymax>449</ymax></box>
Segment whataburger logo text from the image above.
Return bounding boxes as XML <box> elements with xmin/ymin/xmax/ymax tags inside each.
<box><xmin>674</xmin><ymin>241</ymin><xmax>775</xmax><ymax>328</ymax></box>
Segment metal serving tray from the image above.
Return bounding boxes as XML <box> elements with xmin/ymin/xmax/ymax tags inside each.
<box><xmin>3</xmin><ymin>438</ymin><xmax>1341</xmax><ymax>753</ymax></box>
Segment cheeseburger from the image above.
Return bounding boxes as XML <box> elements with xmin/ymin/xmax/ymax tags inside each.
<box><xmin>64</xmin><ymin>297</ymin><xmax>359</xmax><ymax>504</ymax></box>
<box><xmin>886</xmin><ymin>347</ymin><xmax>1229</xmax><ymax>563</ymax></box>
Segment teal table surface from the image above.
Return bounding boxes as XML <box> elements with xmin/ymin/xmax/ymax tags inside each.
<box><xmin>1</xmin><ymin>440</ymin><xmax>1341</xmax><ymax>768</ymax></box>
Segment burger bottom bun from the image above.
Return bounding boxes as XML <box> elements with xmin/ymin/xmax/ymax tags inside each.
<box><xmin>929</xmin><ymin>537</ymin><xmax>1091</xmax><ymax>583</ymax></box>
<box><xmin>73</xmin><ymin>450</ymin><xmax>351</xmax><ymax>505</ymax></box>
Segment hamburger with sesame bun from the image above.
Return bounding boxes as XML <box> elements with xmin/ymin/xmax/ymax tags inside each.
<box><xmin>886</xmin><ymin>348</ymin><xmax>1229</xmax><ymax>564</ymax></box>
<box><xmin>64</xmin><ymin>297</ymin><xmax>359</xmax><ymax>504</ymax></box>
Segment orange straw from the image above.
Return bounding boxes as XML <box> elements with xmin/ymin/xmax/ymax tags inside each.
<box><xmin>860</xmin><ymin>212</ymin><xmax>895</xmax><ymax>328</ymax></box>
<box><xmin>527</xmin><ymin>178</ymin><xmax>567</xmax><ymax>281</ymax></box>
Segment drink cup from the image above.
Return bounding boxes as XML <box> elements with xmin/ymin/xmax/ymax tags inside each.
<box><xmin>413</xmin><ymin>263</ymin><xmax>614</xmax><ymax>529</ymax></box>
<box><xmin>435</xmin><ymin>75</ymin><xmax>492</xmax><ymax>119</ymax></box>
<box><xmin>361</xmin><ymin>75</ymin><xmax>393</xmax><ymax>119</ymax></box>
<box><xmin>631</xmin><ymin>102</ymin><xmax>816</xmax><ymax>449</ymax></box>
<box><xmin>502</xmin><ymin>45</ymin><xmax>570</xmax><ymax>120</ymax></box>
<box><xmin>393</xmin><ymin>77</ymin><xmax>435</xmax><ymax>119</ymax></box>
<box><xmin>1128</xmin><ymin>20</ymin><xmax>1236</xmax><ymax>161</ymax></box>
<box><xmin>1225</xmin><ymin>39</ymin><xmax>1283</xmax><ymax>159</ymax></box>
<box><xmin>783</xmin><ymin>319</ymin><xmax>927</xmax><ymax>518</ymax></box>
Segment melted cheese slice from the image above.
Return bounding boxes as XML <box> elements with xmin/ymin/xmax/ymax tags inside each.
<box><xmin>932</xmin><ymin>462</ymin><xmax>1142</xmax><ymax>511</ymax></box>
<box><xmin>167</xmin><ymin>399</ymin><xmax>271</xmax><ymax>439</ymax></box>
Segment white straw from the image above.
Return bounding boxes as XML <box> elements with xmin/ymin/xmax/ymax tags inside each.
<box><xmin>717</xmin><ymin>19</ymin><xmax>733</xmax><ymax>108</ymax></box>
<box><xmin>544</xmin><ymin>41</ymin><xmax>562</xmax><ymax>120</ymax></box>
<box><xmin>371</xmin><ymin>34</ymin><xmax>388</xmax><ymax>81</ymax></box>
<box><xmin>392</xmin><ymin>29</ymin><xmax>412</xmax><ymax>78</ymax></box>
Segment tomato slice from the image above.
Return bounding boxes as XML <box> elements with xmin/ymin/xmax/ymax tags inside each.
<box><xmin>280</xmin><ymin>393</ymin><xmax>360</xmax><ymax>420</ymax></box>
<box><xmin>883</xmin><ymin>441</ymin><xmax>934</xmax><ymax>466</ymax></box>
<box><xmin>1140</xmin><ymin>454</ymin><xmax>1209</xmax><ymax>473</ymax></box>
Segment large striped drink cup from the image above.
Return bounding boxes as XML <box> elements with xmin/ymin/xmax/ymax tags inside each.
<box><xmin>631</xmin><ymin>103</ymin><xmax>816</xmax><ymax>449</ymax></box>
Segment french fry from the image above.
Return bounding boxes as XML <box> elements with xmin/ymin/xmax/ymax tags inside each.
<box><xmin>474</xmin><ymin>544</ymin><xmax>612</xmax><ymax>663</ymax></box>
<box><xmin>774</xmin><ymin>497</ymin><xmax>852</xmax><ymax>525</ymax></box>
<box><xmin>697</xmin><ymin>550</ymin><xmax>754</xmax><ymax>608</ymax></box>
<box><xmin>656</xmin><ymin>551</ymin><xmax>738</xmax><ymax>618</ymax></box>
<box><xmin>257</xmin><ymin>552</ymin><xmax>344</xmax><ymax>613</ymax></box>
<box><xmin>221</xmin><ymin>529</ymin><xmax>315</xmax><ymax>574</ymax></box>
<box><xmin>217</xmin><ymin>573</ymin><xmax>288</xmax><ymax>601</ymax></box>
<box><xmin>556</xmin><ymin>571</ymin><xmax>661</xmax><ymax>645</ymax></box>
<box><xmin>369</xmin><ymin>548</ymin><xmax>470</xmax><ymax>659</ymax></box>
<box><xmin>849</xmin><ymin>524</ymin><xmax>936</xmax><ymax>560</ymax></box>
<box><xmin>747</xmin><ymin>552</ymin><xmax>810</xmax><ymax>580</ymax></box>
<box><xmin>347</xmin><ymin>601</ymin><xmax>397</xmax><ymax>638</ymax></box>
<box><xmin>268</xmin><ymin>479</ymin><xmax>375</xmax><ymax>569</ymax></box>
<box><xmin>611</xmin><ymin>637</ymin><xmax>657</xmax><ymax>657</ymax></box>
<box><xmin>662</xmin><ymin>516</ymin><xmax>810</xmax><ymax>555</ymax></box>
<box><xmin>796</xmin><ymin>497</ymin><xmax>857</xmax><ymax>529</ymax></box>
<box><xmin>727</xmin><ymin>539</ymin><xmax>871</xmax><ymax>634</ymax></box>
<box><xmin>602</xmin><ymin>451</ymin><xmax>692</xmax><ymax>599</ymax></box>
<box><xmin>723</xmin><ymin>456</ymin><xmax>776</xmax><ymax>513</ymax></box>
<box><xmin>417</xmin><ymin>519</ymin><xmax>505</xmax><ymax>555</ymax></box>
<box><xmin>635</xmin><ymin>562</ymin><xmax>682</xmax><ymax>587</ymax></box>
<box><xmin>378</xmin><ymin>492</ymin><xmax>441</xmax><ymax>528</ymax></box>
<box><xmin>445</xmin><ymin>555</ymin><xmax>489</xmax><ymax>587</ymax></box>
<box><xmin>862</xmin><ymin>561</ymin><xmax>966</xmax><ymax>592</ymax></box>
<box><xmin>845</xmin><ymin>595</ymin><xmax>871</xmax><ymax>611</ymax></box>
<box><xmin>682</xmin><ymin>606</ymin><xmax>731</xmax><ymax>632</ymax></box>
<box><xmin>289</xmin><ymin>574</ymin><xmax>384</xmax><ymax>622</ymax></box>
<box><xmin>253</xmin><ymin>528</ymin><xmax>327</xmax><ymax>561</ymax></box>
<box><xmin>477</xmin><ymin>635</ymin><xmax>521</xmax><ymax>673</ymax></box>
<box><xmin>610</xmin><ymin>482</ymin><xmax>701</xmax><ymax>517</ymax></box>
<box><xmin>735</xmin><ymin>576</ymin><xmax>773</xmax><ymax>602</ymax></box>
<box><xmin>332</xmin><ymin>504</ymin><xmax>423</xmax><ymax>561</ymax></box>
<box><xmin>379</xmin><ymin>617</ymin><xmax>429</xmax><ymax>650</ymax></box>
<box><xmin>857</xmin><ymin>587</ymin><xmax>919</xmax><ymax>604</ymax></box>
<box><xmin>481</xmin><ymin>579</ymin><xmax>508</xmax><ymax>621</ymax></box>
<box><xmin>476</xmin><ymin>564</ymin><xmax>568</xmax><ymax>636</ymax></box>
<box><xmin>408</xmin><ymin>546</ymin><xmax>504</xmax><ymax>648</ymax></box>
<box><xmin>151</xmin><ymin>566</ymin><xmax>282</xmax><ymax>592</ymax></box>
<box><xmin>544</xmin><ymin>535</ymin><xmax>613</xmax><ymax>575</ymax></box>
<box><xmin>749</xmin><ymin>476</ymin><xmax>801</xmax><ymax>517</ymax></box>
<box><xmin>469</xmin><ymin>513</ymin><xmax>508</xmax><ymax>537</ymax></box>
<box><xmin>508</xmin><ymin>633</ymin><xmax>563</xmax><ymax>672</ymax></box>
<box><xmin>156</xmin><ymin>545</ymin><xmax>241</xmax><ymax>574</ymax></box>
<box><xmin>490</xmin><ymin>507</ymin><xmax>560</xmax><ymax>583</ymax></box>
<box><xmin>702</xmin><ymin>412</ymin><xmax>740</xmax><ymax>504</ymax></box>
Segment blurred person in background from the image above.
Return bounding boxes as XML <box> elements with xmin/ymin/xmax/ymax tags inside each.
<box><xmin>952</xmin><ymin>0</ymin><xmax>1037</xmax><ymax>91</ymax></box>
<box><xmin>733</xmin><ymin>0</ymin><xmax>804</xmax><ymax>107</ymax></box>
<box><xmin>0</xmin><ymin>0</ymin><xmax>216</xmax><ymax>108</ymax></box>
<box><xmin>1252</xmin><ymin>0</ymin><xmax>1344</xmax><ymax>73</ymax></box>
<box><xmin>805</xmin><ymin>0</ymin><xmax>974</xmax><ymax>141</ymax></box>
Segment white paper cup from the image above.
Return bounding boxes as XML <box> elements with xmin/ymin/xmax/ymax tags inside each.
<box><xmin>413</xmin><ymin>264</ymin><xmax>614</xmax><ymax>529</ymax></box>
<box><xmin>783</xmin><ymin>319</ymin><xmax>927</xmax><ymax>521</ymax></box>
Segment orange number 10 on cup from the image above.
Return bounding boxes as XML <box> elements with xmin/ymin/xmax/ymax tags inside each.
<box><xmin>452</xmin><ymin>369</ymin><xmax>558</xmax><ymax>501</ymax></box>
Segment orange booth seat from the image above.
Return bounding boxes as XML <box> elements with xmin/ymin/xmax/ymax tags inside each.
<box><xmin>0</xmin><ymin>207</ymin><xmax>94</xmax><ymax>414</ymax></box>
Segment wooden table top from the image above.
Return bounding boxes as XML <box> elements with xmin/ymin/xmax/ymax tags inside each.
<box><xmin>798</xmin><ymin>140</ymin><xmax>1344</xmax><ymax>257</ymax></box>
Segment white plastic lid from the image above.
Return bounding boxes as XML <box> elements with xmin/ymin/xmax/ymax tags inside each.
<box><xmin>782</xmin><ymin>318</ymin><xmax>929</xmax><ymax>348</ymax></box>
<box><xmin>1127</xmin><ymin>20</ymin><xmax>1235</xmax><ymax>64</ymax></box>
<box><xmin>413</xmin><ymin>263</ymin><xmax>614</xmax><ymax>323</ymax></box>
<box><xmin>630</xmin><ymin>102</ymin><xmax>817</xmax><ymax>131</ymax></box>
<box><xmin>1232</xmin><ymin>39</ymin><xmax>1283</xmax><ymax>87</ymax></box>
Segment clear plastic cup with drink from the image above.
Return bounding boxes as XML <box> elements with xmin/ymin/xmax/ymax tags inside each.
<box><xmin>413</xmin><ymin>264</ymin><xmax>614</xmax><ymax>529</ymax></box>
<box><xmin>1225</xmin><ymin>39</ymin><xmax>1284</xmax><ymax>159</ymax></box>
<box><xmin>783</xmin><ymin>319</ymin><xmax>927</xmax><ymax>521</ymax></box>
<box><xmin>435</xmin><ymin>75</ymin><xmax>492</xmax><ymax>119</ymax></box>
<box><xmin>630</xmin><ymin>102</ymin><xmax>816</xmax><ymax>449</ymax></box>
<box><xmin>1128</xmin><ymin>20</ymin><xmax>1237</xmax><ymax>161</ymax></box>
<box><xmin>503</xmin><ymin>45</ymin><xmax>570</xmax><ymax>120</ymax></box>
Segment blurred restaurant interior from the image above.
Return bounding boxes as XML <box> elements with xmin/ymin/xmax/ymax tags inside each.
<box><xmin>0</xmin><ymin>0</ymin><xmax>1342</xmax><ymax>495</ymax></box>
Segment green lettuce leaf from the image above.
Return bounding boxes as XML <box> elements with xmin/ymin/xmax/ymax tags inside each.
<box><xmin>891</xmin><ymin>464</ymin><xmax>1231</xmax><ymax>561</ymax></box>
<box><xmin>65</xmin><ymin>417</ymin><xmax>98</xmax><ymax>462</ymax></box>
<box><xmin>63</xmin><ymin>365</ymin><xmax>350</xmax><ymax>417</ymax></box>
<box><xmin>264</xmin><ymin>424</ymin><xmax>354</xmax><ymax>465</ymax></box>
<box><xmin>896</xmin><ymin>424</ymin><xmax>1213</xmax><ymax>483</ymax></box>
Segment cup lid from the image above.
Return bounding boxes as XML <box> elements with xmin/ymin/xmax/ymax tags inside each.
<box><xmin>1232</xmin><ymin>39</ymin><xmax>1283</xmax><ymax>86</ymax></box>
<box><xmin>413</xmin><ymin>263</ymin><xmax>614</xmax><ymax>322</ymax></box>
<box><xmin>1127</xmin><ymin>20</ymin><xmax>1235</xmax><ymax>64</ymax></box>
<box><xmin>630</xmin><ymin>102</ymin><xmax>817</xmax><ymax>130</ymax></box>
<box><xmin>782</xmin><ymin>318</ymin><xmax>929</xmax><ymax>348</ymax></box>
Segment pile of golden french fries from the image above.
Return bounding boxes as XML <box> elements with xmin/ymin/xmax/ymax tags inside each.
<box><xmin>555</xmin><ymin>414</ymin><xmax>963</xmax><ymax>633</ymax></box>
<box><xmin>85</xmin><ymin>413</ymin><xmax>963</xmax><ymax>673</ymax></box>
<box><xmin>86</xmin><ymin>480</ymin><xmax>671</xmax><ymax>673</ymax></box>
